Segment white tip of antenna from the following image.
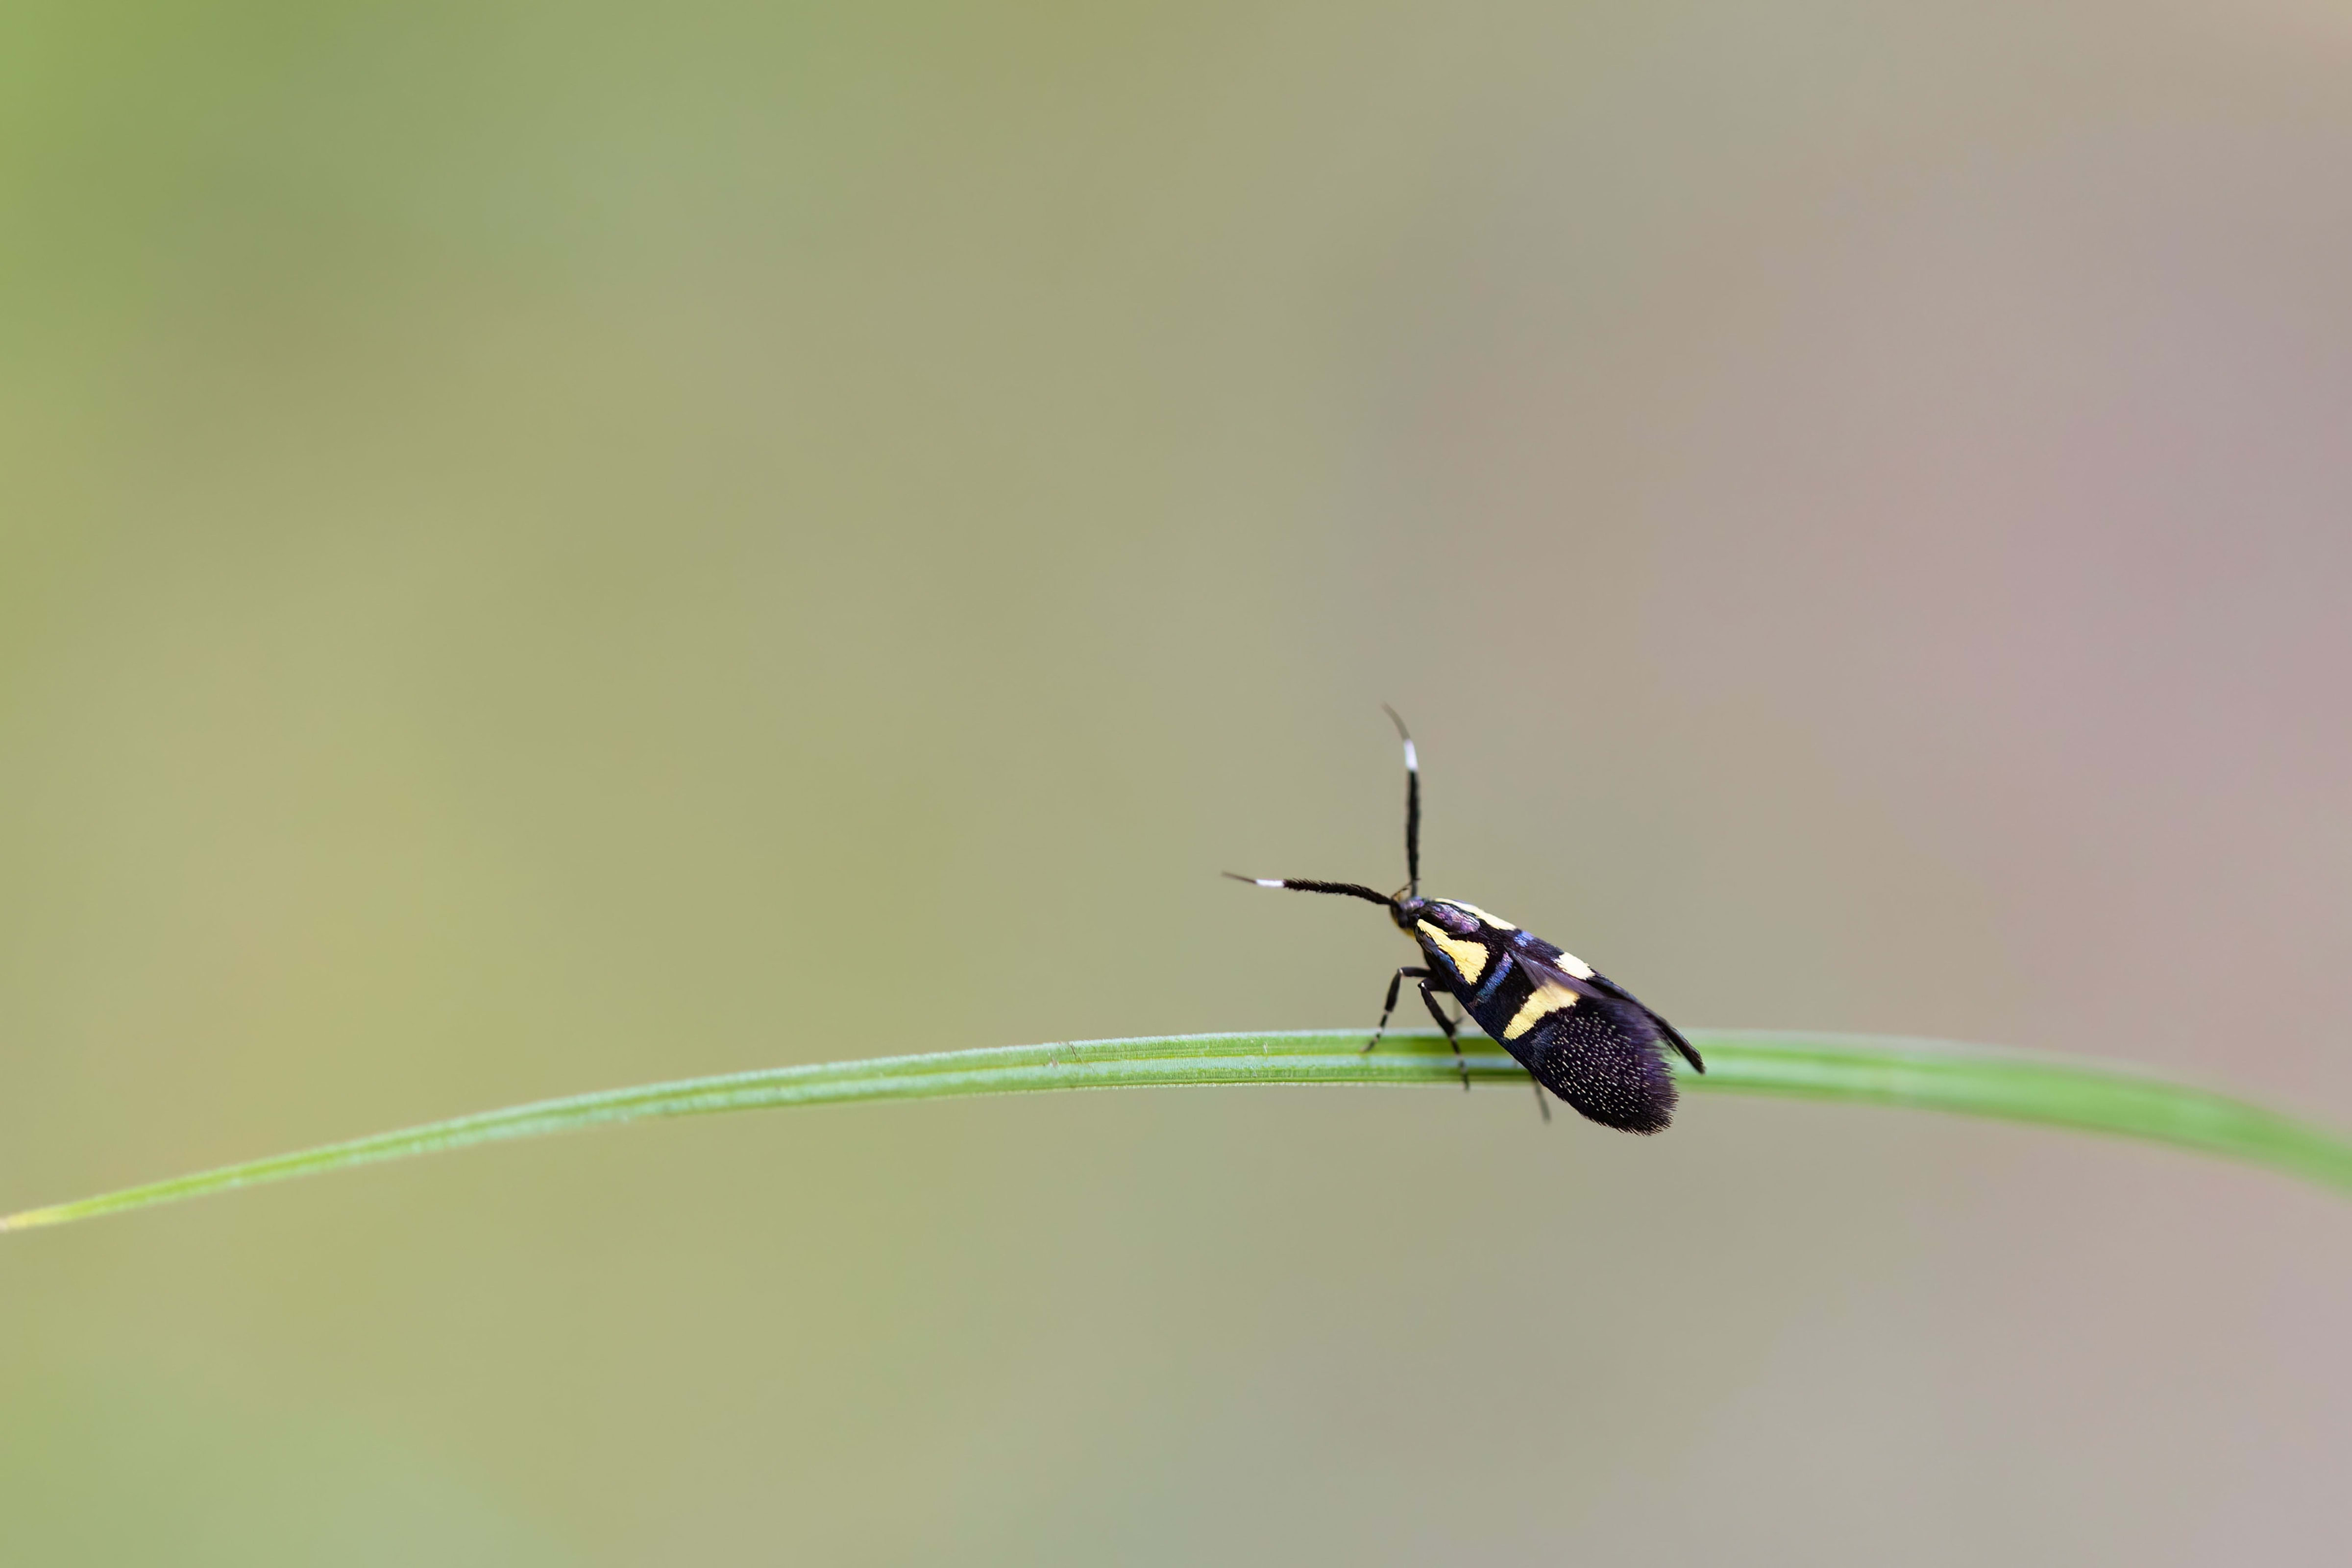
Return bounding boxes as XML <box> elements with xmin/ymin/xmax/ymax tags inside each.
<box><xmin>1401</xmin><ymin>740</ymin><xmax>1418</xmax><ymax>772</ymax></box>
<box><xmin>1253</xmin><ymin>878</ymin><xmax>1284</xmax><ymax>888</ymax></box>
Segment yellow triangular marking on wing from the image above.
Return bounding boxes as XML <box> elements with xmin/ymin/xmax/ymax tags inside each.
<box><xmin>1417</xmin><ymin>922</ymin><xmax>1489</xmax><ymax>985</ymax></box>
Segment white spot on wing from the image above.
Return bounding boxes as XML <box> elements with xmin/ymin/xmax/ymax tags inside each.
<box><xmin>1551</xmin><ymin>948</ymin><xmax>1596</xmax><ymax>979</ymax></box>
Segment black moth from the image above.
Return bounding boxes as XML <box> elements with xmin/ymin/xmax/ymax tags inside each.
<box><xmin>1228</xmin><ymin>710</ymin><xmax>1703</xmax><ymax>1133</ymax></box>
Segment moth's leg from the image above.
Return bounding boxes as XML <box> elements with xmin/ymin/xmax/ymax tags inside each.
<box><xmin>1418</xmin><ymin>980</ymin><xmax>1470</xmax><ymax>1090</ymax></box>
<box><xmin>1529</xmin><ymin>1074</ymin><xmax>1552</xmax><ymax>1123</ymax></box>
<box><xmin>1364</xmin><ymin>967</ymin><xmax>1431</xmax><ymax>1054</ymax></box>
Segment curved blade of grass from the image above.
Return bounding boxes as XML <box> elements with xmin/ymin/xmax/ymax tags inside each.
<box><xmin>5</xmin><ymin>1030</ymin><xmax>2347</xmax><ymax>1233</ymax></box>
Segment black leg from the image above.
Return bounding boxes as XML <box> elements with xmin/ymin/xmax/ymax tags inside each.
<box><xmin>1417</xmin><ymin>980</ymin><xmax>1470</xmax><ymax>1090</ymax></box>
<box><xmin>1530</xmin><ymin>1075</ymin><xmax>1552</xmax><ymax>1122</ymax></box>
<box><xmin>1364</xmin><ymin>967</ymin><xmax>1431</xmax><ymax>1054</ymax></box>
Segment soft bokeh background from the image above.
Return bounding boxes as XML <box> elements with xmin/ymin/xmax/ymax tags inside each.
<box><xmin>6</xmin><ymin>0</ymin><xmax>2351</xmax><ymax>1561</ymax></box>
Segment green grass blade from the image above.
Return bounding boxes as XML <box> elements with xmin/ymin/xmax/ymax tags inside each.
<box><xmin>6</xmin><ymin>1030</ymin><xmax>2347</xmax><ymax>1233</ymax></box>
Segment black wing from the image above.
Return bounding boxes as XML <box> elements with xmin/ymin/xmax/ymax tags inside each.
<box><xmin>1512</xmin><ymin>944</ymin><xmax>1703</xmax><ymax>1073</ymax></box>
<box><xmin>1505</xmin><ymin>951</ymin><xmax>1696</xmax><ymax>1134</ymax></box>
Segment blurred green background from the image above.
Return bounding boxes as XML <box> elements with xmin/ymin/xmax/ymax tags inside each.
<box><xmin>6</xmin><ymin>0</ymin><xmax>2351</xmax><ymax>1561</ymax></box>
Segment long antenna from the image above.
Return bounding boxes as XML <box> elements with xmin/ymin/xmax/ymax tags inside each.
<box><xmin>1382</xmin><ymin>705</ymin><xmax>1419</xmax><ymax>896</ymax></box>
<box><xmin>1220</xmin><ymin>873</ymin><xmax>1391</xmax><ymax>907</ymax></box>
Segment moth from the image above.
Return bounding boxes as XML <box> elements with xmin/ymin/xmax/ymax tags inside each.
<box><xmin>1228</xmin><ymin>710</ymin><xmax>1702</xmax><ymax>1132</ymax></box>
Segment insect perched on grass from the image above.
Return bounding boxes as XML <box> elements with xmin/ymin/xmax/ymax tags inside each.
<box><xmin>1227</xmin><ymin>710</ymin><xmax>1703</xmax><ymax>1132</ymax></box>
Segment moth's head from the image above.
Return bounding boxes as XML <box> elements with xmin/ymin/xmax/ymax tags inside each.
<box><xmin>1391</xmin><ymin>894</ymin><xmax>1475</xmax><ymax>937</ymax></box>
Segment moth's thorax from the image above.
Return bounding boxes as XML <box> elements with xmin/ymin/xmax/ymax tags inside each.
<box><xmin>1393</xmin><ymin>898</ymin><xmax>1519</xmax><ymax>990</ymax></box>
<box><xmin>1399</xmin><ymin>898</ymin><xmax>1516</xmax><ymax>937</ymax></box>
